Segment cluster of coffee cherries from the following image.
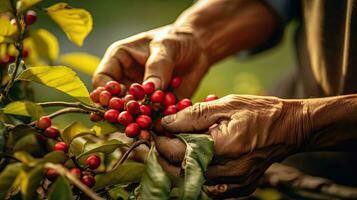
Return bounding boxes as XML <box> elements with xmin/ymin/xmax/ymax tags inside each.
<box><xmin>35</xmin><ymin>116</ymin><xmax>101</xmax><ymax>187</ymax></box>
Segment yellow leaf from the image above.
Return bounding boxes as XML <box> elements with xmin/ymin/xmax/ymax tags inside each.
<box><xmin>23</xmin><ymin>37</ymin><xmax>43</xmax><ymax>66</ymax></box>
<box><xmin>0</xmin><ymin>16</ymin><xmax>18</xmax><ymax>43</ymax></box>
<box><xmin>46</xmin><ymin>3</ymin><xmax>92</xmax><ymax>47</ymax></box>
<box><xmin>30</xmin><ymin>29</ymin><xmax>59</xmax><ymax>63</ymax></box>
<box><xmin>59</xmin><ymin>52</ymin><xmax>99</xmax><ymax>75</ymax></box>
<box><xmin>3</xmin><ymin>100</ymin><xmax>44</xmax><ymax>119</ymax></box>
<box><xmin>16</xmin><ymin>0</ymin><xmax>42</xmax><ymax>12</ymax></box>
<box><xmin>62</xmin><ymin>121</ymin><xmax>94</xmax><ymax>144</ymax></box>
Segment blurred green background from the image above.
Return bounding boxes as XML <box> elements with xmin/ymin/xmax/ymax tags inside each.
<box><xmin>30</xmin><ymin>0</ymin><xmax>296</xmax><ymax>127</ymax></box>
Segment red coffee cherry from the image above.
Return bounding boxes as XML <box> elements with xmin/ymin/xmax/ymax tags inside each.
<box><xmin>151</xmin><ymin>90</ymin><xmax>164</xmax><ymax>103</ymax></box>
<box><xmin>104</xmin><ymin>109</ymin><xmax>119</xmax><ymax>123</ymax></box>
<box><xmin>2</xmin><ymin>54</ymin><xmax>15</xmax><ymax>64</ymax></box>
<box><xmin>24</xmin><ymin>10</ymin><xmax>37</xmax><ymax>25</ymax></box>
<box><xmin>125</xmin><ymin>123</ymin><xmax>140</xmax><ymax>138</ymax></box>
<box><xmin>99</xmin><ymin>90</ymin><xmax>112</xmax><ymax>106</ymax></box>
<box><xmin>53</xmin><ymin>142</ymin><xmax>68</xmax><ymax>153</ymax></box>
<box><xmin>89</xmin><ymin>113</ymin><xmax>102</xmax><ymax>122</ymax></box>
<box><xmin>204</xmin><ymin>94</ymin><xmax>218</xmax><ymax>102</ymax></box>
<box><xmin>136</xmin><ymin>115</ymin><xmax>152</xmax><ymax>129</ymax></box>
<box><xmin>154</xmin><ymin>118</ymin><xmax>164</xmax><ymax>134</ymax></box>
<box><xmin>22</xmin><ymin>48</ymin><xmax>29</xmax><ymax>58</ymax></box>
<box><xmin>129</xmin><ymin>83</ymin><xmax>146</xmax><ymax>100</ymax></box>
<box><xmin>44</xmin><ymin>126</ymin><xmax>59</xmax><ymax>138</ymax></box>
<box><xmin>123</xmin><ymin>94</ymin><xmax>134</xmax><ymax>103</ymax></box>
<box><xmin>140</xmin><ymin>105</ymin><xmax>151</xmax><ymax>116</ymax></box>
<box><xmin>90</xmin><ymin>87</ymin><xmax>105</xmax><ymax>103</ymax></box>
<box><xmin>117</xmin><ymin>111</ymin><xmax>133</xmax><ymax>126</ymax></box>
<box><xmin>85</xmin><ymin>155</ymin><xmax>101</xmax><ymax>169</ymax></box>
<box><xmin>170</xmin><ymin>76</ymin><xmax>182</xmax><ymax>88</ymax></box>
<box><xmin>81</xmin><ymin>175</ymin><xmax>95</xmax><ymax>187</ymax></box>
<box><xmin>45</xmin><ymin>168</ymin><xmax>59</xmax><ymax>181</ymax></box>
<box><xmin>126</xmin><ymin>100</ymin><xmax>140</xmax><ymax>115</ymax></box>
<box><xmin>177</xmin><ymin>98</ymin><xmax>192</xmax><ymax>111</ymax></box>
<box><xmin>109</xmin><ymin>97</ymin><xmax>124</xmax><ymax>110</ymax></box>
<box><xmin>163</xmin><ymin>105</ymin><xmax>177</xmax><ymax>115</ymax></box>
<box><xmin>36</xmin><ymin>116</ymin><xmax>52</xmax><ymax>130</ymax></box>
<box><xmin>105</xmin><ymin>81</ymin><xmax>121</xmax><ymax>95</ymax></box>
<box><xmin>143</xmin><ymin>81</ymin><xmax>155</xmax><ymax>94</ymax></box>
<box><xmin>69</xmin><ymin>168</ymin><xmax>81</xmax><ymax>178</ymax></box>
<box><xmin>139</xmin><ymin>130</ymin><xmax>151</xmax><ymax>140</ymax></box>
<box><xmin>163</xmin><ymin>92</ymin><xmax>176</xmax><ymax>106</ymax></box>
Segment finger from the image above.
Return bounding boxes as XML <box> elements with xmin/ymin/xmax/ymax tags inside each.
<box><xmin>156</xmin><ymin>155</ymin><xmax>182</xmax><ymax>177</ymax></box>
<box><xmin>154</xmin><ymin>136</ymin><xmax>186</xmax><ymax>165</ymax></box>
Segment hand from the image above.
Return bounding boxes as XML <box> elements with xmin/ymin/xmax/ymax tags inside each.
<box><xmin>155</xmin><ymin>95</ymin><xmax>311</xmax><ymax>198</ymax></box>
<box><xmin>92</xmin><ymin>25</ymin><xmax>210</xmax><ymax>97</ymax></box>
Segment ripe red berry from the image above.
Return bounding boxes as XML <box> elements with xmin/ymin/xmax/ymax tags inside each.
<box><xmin>104</xmin><ymin>109</ymin><xmax>119</xmax><ymax>123</ymax></box>
<box><xmin>126</xmin><ymin>100</ymin><xmax>140</xmax><ymax>115</ymax></box>
<box><xmin>105</xmin><ymin>81</ymin><xmax>121</xmax><ymax>95</ymax></box>
<box><xmin>151</xmin><ymin>90</ymin><xmax>164</xmax><ymax>103</ymax></box>
<box><xmin>81</xmin><ymin>175</ymin><xmax>95</xmax><ymax>187</ymax></box>
<box><xmin>46</xmin><ymin>168</ymin><xmax>59</xmax><ymax>181</ymax></box>
<box><xmin>36</xmin><ymin>116</ymin><xmax>51</xmax><ymax>130</ymax></box>
<box><xmin>22</xmin><ymin>48</ymin><xmax>29</xmax><ymax>58</ymax></box>
<box><xmin>123</xmin><ymin>94</ymin><xmax>134</xmax><ymax>104</ymax></box>
<box><xmin>136</xmin><ymin>115</ymin><xmax>152</xmax><ymax>129</ymax></box>
<box><xmin>117</xmin><ymin>111</ymin><xmax>133</xmax><ymax>126</ymax></box>
<box><xmin>140</xmin><ymin>105</ymin><xmax>151</xmax><ymax>116</ymax></box>
<box><xmin>124</xmin><ymin>123</ymin><xmax>140</xmax><ymax>138</ymax></box>
<box><xmin>69</xmin><ymin>168</ymin><xmax>81</xmax><ymax>178</ymax></box>
<box><xmin>90</xmin><ymin>87</ymin><xmax>105</xmax><ymax>103</ymax></box>
<box><xmin>53</xmin><ymin>142</ymin><xmax>68</xmax><ymax>153</ymax></box>
<box><xmin>143</xmin><ymin>81</ymin><xmax>155</xmax><ymax>94</ymax></box>
<box><xmin>44</xmin><ymin>126</ymin><xmax>59</xmax><ymax>138</ymax></box>
<box><xmin>170</xmin><ymin>76</ymin><xmax>182</xmax><ymax>88</ymax></box>
<box><xmin>139</xmin><ymin>130</ymin><xmax>151</xmax><ymax>140</ymax></box>
<box><xmin>154</xmin><ymin>118</ymin><xmax>164</xmax><ymax>134</ymax></box>
<box><xmin>109</xmin><ymin>97</ymin><xmax>124</xmax><ymax>110</ymax></box>
<box><xmin>177</xmin><ymin>98</ymin><xmax>192</xmax><ymax>110</ymax></box>
<box><xmin>85</xmin><ymin>155</ymin><xmax>101</xmax><ymax>169</ymax></box>
<box><xmin>164</xmin><ymin>105</ymin><xmax>177</xmax><ymax>115</ymax></box>
<box><xmin>2</xmin><ymin>54</ymin><xmax>15</xmax><ymax>64</ymax></box>
<box><xmin>204</xmin><ymin>94</ymin><xmax>219</xmax><ymax>102</ymax></box>
<box><xmin>129</xmin><ymin>83</ymin><xmax>146</xmax><ymax>100</ymax></box>
<box><xmin>89</xmin><ymin>113</ymin><xmax>102</xmax><ymax>122</ymax></box>
<box><xmin>99</xmin><ymin>90</ymin><xmax>112</xmax><ymax>106</ymax></box>
<box><xmin>24</xmin><ymin>10</ymin><xmax>37</xmax><ymax>25</ymax></box>
<box><xmin>163</xmin><ymin>92</ymin><xmax>176</xmax><ymax>106</ymax></box>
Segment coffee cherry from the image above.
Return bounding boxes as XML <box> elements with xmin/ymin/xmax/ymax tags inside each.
<box><xmin>99</xmin><ymin>90</ymin><xmax>112</xmax><ymax>106</ymax></box>
<box><xmin>44</xmin><ymin>126</ymin><xmax>59</xmax><ymax>138</ymax></box>
<box><xmin>170</xmin><ymin>76</ymin><xmax>182</xmax><ymax>88</ymax></box>
<box><xmin>129</xmin><ymin>83</ymin><xmax>145</xmax><ymax>100</ymax></box>
<box><xmin>136</xmin><ymin>115</ymin><xmax>152</xmax><ymax>129</ymax></box>
<box><xmin>177</xmin><ymin>98</ymin><xmax>192</xmax><ymax>110</ymax></box>
<box><xmin>24</xmin><ymin>10</ymin><xmax>37</xmax><ymax>25</ymax></box>
<box><xmin>109</xmin><ymin>97</ymin><xmax>124</xmax><ymax>110</ymax></box>
<box><xmin>143</xmin><ymin>81</ymin><xmax>155</xmax><ymax>94</ymax></box>
<box><xmin>163</xmin><ymin>105</ymin><xmax>177</xmax><ymax>115</ymax></box>
<box><xmin>140</xmin><ymin>105</ymin><xmax>151</xmax><ymax>116</ymax></box>
<box><xmin>90</xmin><ymin>87</ymin><xmax>105</xmax><ymax>103</ymax></box>
<box><xmin>45</xmin><ymin>168</ymin><xmax>59</xmax><ymax>181</ymax></box>
<box><xmin>69</xmin><ymin>168</ymin><xmax>81</xmax><ymax>178</ymax></box>
<box><xmin>204</xmin><ymin>94</ymin><xmax>218</xmax><ymax>102</ymax></box>
<box><xmin>154</xmin><ymin>118</ymin><xmax>164</xmax><ymax>134</ymax></box>
<box><xmin>105</xmin><ymin>81</ymin><xmax>121</xmax><ymax>95</ymax></box>
<box><xmin>85</xmin><ymin>155</ymin><xmax>101</xmax><ymax>169</ymax></box>
<box><xmin>163</xmin><ymin>92</ymin><xmax>176</xmax><ymax>106</ymax></box>
<box><xmin>117</xmin><ymin>111</ymin><xmax>133</xmax><ymax>126</ymax></box>
<box><xmin>151</xmin><ymin>90</ymin><xmax>164</xmax><ymax>103</ymax></box>
<box><xmin>104</xmin><ymin>109</ymin><xmax>119</xmax><ymax>123</ymax></box>
<box><xmin>139</xmin><ymin>130</ymin><xmax>151</xmax><ymax>140</ymax></box>
<box><xmin>125</xmin><ymin>123</ymin><xmax>140</xmax><ymax>138</ymax></box>
<box><xmin>81</xmin><ymin>175</ymin><xmax>95</xmax><ymax>187</ymax></box>
<box><xmin>53</xmin><ymin>142</ymin><xmax>68</xmax><ymax>153</ymax></box>
<box><xmin>126</xmin><ymin>100</ymin><xmax>140</xmax><ymax>115</ymax></box>
<box><xmin>22</xmin><ymin>48</ymin><xmax>29</xmax><ymax>58</ymax></box>
<box><xmin>89</xmin><ymin>113</ymin><xmax>102</xmax><ymax>122</ymax></box>
<box><xmin>36</xmin><ymin>116</ymin><xmax>51</xmax><ymax>130</ymax></box>
<box><xmin>2</xmin><ymin>54</ymin><xmax>15</xmax><ymax>64</ymax></box>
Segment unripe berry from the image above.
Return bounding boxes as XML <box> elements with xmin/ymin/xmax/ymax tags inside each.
<box><xmin>151</xmin><ymin>90</ymin><xmax>164</xmax><ymax>103</ymax></box>
<box><xmin>104</xmin><ymin>109</ymin><xmax>119</xmax><ymax>123</ymax></box>
<box><xmin>85</xmin><ymin>155</ymin><xmax>101</xmax><ymax>169</ymax></box>
<box><xmin>163</xmin><ymin>92</ymin><xmax>176</xmax><ymax>106</ymax></box>
<box><xmin>139</xmin><ymin>130</ymin><xmax>151</xmax><ymax>140</ymax></box>
<box><xmin>154</xmin><ymin>118</ymin><xmax>164</xmax><ymax>134</ymax></box>
<box><xmin>126</xmin><ymin>100</ymin><xmax>140</xmax><ymax>115</ymax></box>
<box><xmin>89</xmin><ymin>113</ymin><xmax>102</xmax><ymax>122</ymax></box>
<box><xmin>53</xmin><ymin>142</ymin><xmax>68</xmax><ymax>153</ymax></box>
<box><xmin>136</xmin><ymin>115</ymin><xmax>152</xmax><ymax>129</ymax></box>
<box><xmin>109</xmin><ymin>97</ymin><xmax>124</xmax><ymax>110</ymax></box>
<box><xmin>99</xmin><ymin>90</ymin><xmax>112</xmax><ymax>106</ymax></box>
<box><xmin>36</xmin><ymin>116</ymin><xmax>51</xmax><ymax>130</ymax></box>
<box><xmin>163</xmin><ymin>105</ymin><xmax>177</xmax><ymax>115</ymax></box>
<box><xmin>129</xmin><ymin>83</ymin><xmax>145</xmax><ymax>100</ymax></box>
<box><xmin>204</xmin><ymin>94</ymin><xmax>219</xmax><ymax>102</ymax></box>
<box><xmin>24</xmin><ymin>10</ymin><xmax>37</xmax><ymax>25</ymax></box>
<box><xmin>143</xmin><ymin>81</ymin><xmax>155</xmax><ymax>94</ymax></box>
<box><xmin>44</xmin><ymin>126</ymin><xmax>59</xmax><ymax>138</ymax></box>
<box><xmin>105</xmin><ymin>81</ymin><xmax>121</xmax><ymax>95</ymax></box>
<box><xmin>170</xmin><ymin>76</ymin><xmax>182</xmax><ymax>88</ymax></box>
<box><xmin>81</xmin><ymin>175</ymin><xmax>95</xmax><ymax>187</ymax></box>
<box><xmin>69</xmin><ymin>168</ymin><xmax>81</xmax><ymax>178</ymax></box>
<box><xmin>140</xmin><ymin>105</ymin><xmax>151</xmax><ymax>116</ymax></box>
<box><xmin>117</xmin><ymin>111</ymin><xmax>133</xmax><ymax>126</ymax></box>
<box><xmin>177</xmin><ymin>98</ymin><xmax>192</xmax><ymax>110</ymax></box>
<box><xmin>125</xmin><ymin>123</ymin><xmax>140</xmax><ymax>138</ymax></box>
<box><xmin>45</xmin><ymin>168</ymin><xmax>59</xmax><ymax>181</ymax></box>
<box><xmin>22</xmin><ymin>48</ymin><xmax>29</xmax><ymax>58</ymax></box>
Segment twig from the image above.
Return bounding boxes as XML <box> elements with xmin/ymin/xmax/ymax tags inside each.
<box><xmin>38</xmin><ymin>101</ymin><xmax>105</xmax><ymax>114</ymax></box>
<box><xmin>28</xmin><ymin>108</ymin><xmax>90</xmax><ymax>126</ymax></box>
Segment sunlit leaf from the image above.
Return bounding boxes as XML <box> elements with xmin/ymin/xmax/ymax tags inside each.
<box><xmin>91</xmin><ymin>121</ymin><xmax>118</xmax><ymax>136</ymax></box>
<box><xmin>60</xmin><ymin>52</ymin><xmax>100</xmax><ymax>75</ymax></box>
<box><xmin>46</xmin><ymin>3</ymin><xmax>92</xmax><ymax>47</ymax></box>
<box><xmin>0</xmin><ymin>0</ymin><xmax>12</xmax><ymax>13</ymax></box>
<box><xmin>0</xmin><ymin>163</ymin><xmax>23</xmax><ymax>199</ymax></box>
<box><xmin>62</xmin><ymin>121</ymin><xmax>94</xmax><ymax>145</ymax></box>
<box><xmin>48</xmin><ymin>176</ymin><xmax>74</xmax><ymax>200</ymax></box>
<box><xmin>77</xmin><ymin>139</ymin><xmax>126</xmax><ymax>159</ymax></box>
<box><xmin>14</xmin><ymin>151</ymin><xmax>37</xmax><ymax>165</ymax></box>
<box><xmin>16</xmin><ymin>66</ymin><xmax>92</xmax><ymax>104</ymax></box>
<box><xmin>21</xmin><ymin>165</ymin><xmax>44</xmax><ymax>200</ymax></box>
<box><xmin>3</xmin><ymin>100</ymin><xmax>43</xmax><ymax>119</ymax></box>
<box><xmin>17</xmin><ymin>0</ymin><xmax>42</xmax><ymax>12</ymax></box>
<box><xmin>0</xmin><ymin>16</ymin><xmax>18</xmax><ymax>43</ymax></box>
<box><xmin>30</xmin><ymin>29</ymin><xmax>59</xmax><ymax>63</ymax></box>
<box><xmin>14</xmin><ymin>151</ymin><xmax>67</xmax><ymax>167</ymax></box>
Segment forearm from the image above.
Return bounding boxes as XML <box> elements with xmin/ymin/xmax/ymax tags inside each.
<box><xmin>173</xmin><ymin>0</ymin><xmax>278</xmax><ymax>64</ymax></box>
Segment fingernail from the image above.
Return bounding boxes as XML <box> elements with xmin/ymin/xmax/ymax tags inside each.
<box><xmin>162</xmin><ymin>114</ymin><xmax>176</xmax><ymax>125</ymax></box>
<box><xmin>144</xmin><ymin>76</ymin><xmax>162</xmax><ymax>90</ymax></box>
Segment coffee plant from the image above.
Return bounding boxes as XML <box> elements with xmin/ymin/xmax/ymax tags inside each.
<box><xmin>0</xmin><ymin>0</ymin><xmax>217</xmax><ymax>199</ymax></box>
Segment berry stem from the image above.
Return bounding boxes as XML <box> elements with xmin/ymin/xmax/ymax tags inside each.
<box><xmin>28</xmin><ymin>108</ymin><xmax>90</xmax><ymax>126</ymax></box>
<box><xmin>38</xmin><ymin>101</ymin><xmax>105</xmax><ymax>114</ymax></box>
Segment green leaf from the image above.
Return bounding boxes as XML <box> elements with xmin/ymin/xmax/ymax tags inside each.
<box><xmin>0</xmin><ymin>0</ymin><xmax>12</xmax><ymax>13</ymax></box>
<box><xmin>139</xmin><ymin>146</ymin><xmax>171</xmax><ymax>200</ymax></box>
<box><xmin>8</xmin><ymin>124</ymin><xmax>37</xmax><ymax>147</ymax></box>
<box><xmin>94</xmin><ymin>162</ymin><xmax>145</xmax><ymax>190</ymax></box>
<box><xmin>13</xmin><ymin>134</ymin><xmax>42</xmax><ymax>155</ymax></box>
<box><xmin>17</xmin><ymin>0</ymin><xmax>42</xmax><ymax>12</ymax></box>
<box><xmin>48</xmin><ymin>176</ymin><xmax>74</xmax><ymax>200</ymax></box>
<box><xmin>176</xmin><ymin>134</ymin><xmax>214</xmax><ymax>200</ymax></box>
<box><xmin>30</xmin><ymin>29</ymin><xmax>59</xmax><ymax>63</ymax></box>
<box><xmin>62</xmin><ymin>121</ymin><xmax>94</xmax><ymax>145</ymax></box>
<box><xmin>59</xmin><ymin>52</ymin><xmax>100</xmax><ymax>75</ymax></box>
<box><xmin>3</xmin><ymin>101</ymin><xmax>43</xmax><ymax>119</ymax></box>
<box><xmin>16</xmin><ymin>66</ymin><xmax>92</xmax><ymax>104</ymax></box>
<box><xmin>0</xmin><ymin>122</ymin><xmax>6</xmax><ymax>153</ymax></box>
<box><xmin>46</xmin><ymin>3</ymin><xmax>92</xmax><ymax>47</ymax></box>
<box><xmin>0</xmin><ymin>163</ymin><xmax>23</xmax><ymax>199</ymax></box>
<box><xmin>21</xmin><ymin>165</ymin><xmax>44</xmax><ymax>200</ymax></box>
<box><xmin>0</xmin><ymin>16</ymin><xmax>18</xmax><ymax>43</ymax></box>
<box><xmin>91</xmin><ymin>121</ymin><xmax>118</xmax><ymax>136</ymax></box>
<box><xmin>77</xmin><ymin>139</ymin><xmax>126</xmax><ymax>159</ymax></box>
<box><xmin>14</xmin><ymin>151</ymin><xmax>67</xmax><ymax>167</ymax></box>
